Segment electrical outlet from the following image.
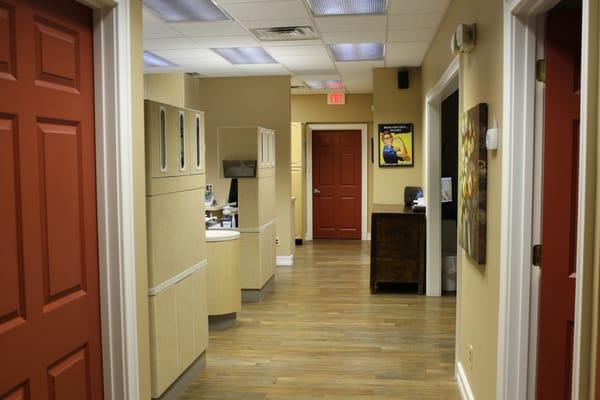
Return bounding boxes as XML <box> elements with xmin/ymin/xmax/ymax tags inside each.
<box><xmin>468</xmin><ymin>345</ymin><xmax>474</xmax><ymax>370</ymax></box>
<box><xmin>275</xmin><ymin>237</ymin><xmax>280</xmax><ymax>246</ymax></box>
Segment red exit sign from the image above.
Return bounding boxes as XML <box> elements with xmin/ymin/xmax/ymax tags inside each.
<box><xmin>327</xmin><ymin>92</ymin><xmax>346</xmax><ymax>105</ymax></box>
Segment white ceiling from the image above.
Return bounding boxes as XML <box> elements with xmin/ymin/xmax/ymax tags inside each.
<box><xmin>143</xmin><ymin>0</ymin><xmax>450</xmax><ymax>93</ymax></box>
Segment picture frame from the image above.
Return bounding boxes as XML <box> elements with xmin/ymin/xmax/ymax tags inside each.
<box><xmin>458</xmin><ymin>103</ymin><xmax>488</xmax><ymax>265</ymax></box>
<box><xmin>378</xmin><ymin>123</ymin><xmax>414</xmax><ymax>167</ymax></box>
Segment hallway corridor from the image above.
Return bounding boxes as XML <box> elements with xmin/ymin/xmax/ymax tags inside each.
<box><xmin>180</xmin><ymin>241</ymin><xmax>458</xmax><ymax>399</ymax></box>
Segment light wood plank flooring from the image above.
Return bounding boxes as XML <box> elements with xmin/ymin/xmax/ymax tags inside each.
<box><xmin>180</xmin><ymin>240</ymin><xmax>458</xmax><ymax>399</ymax></box>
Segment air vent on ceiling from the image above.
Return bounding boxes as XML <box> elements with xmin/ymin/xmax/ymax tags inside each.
<box><xmin>252</xmin><ymin>26</ymin><xmax>319</xmax><ymax>42</ymax></box>
<box><xmin>186</xmin><ymin>72</ymin><xmax>203</xmax><ymax>77</ymax></box>
<box><xmin>291</xmin><ymin>85</ymin><xmax>307</xmax><ymax>89</ymax></box>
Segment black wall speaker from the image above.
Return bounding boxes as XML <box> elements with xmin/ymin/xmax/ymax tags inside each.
<box><xmin>398</xmin><ymin>70</ymin><xmax>409</xmax><ymax>89</ymax></box>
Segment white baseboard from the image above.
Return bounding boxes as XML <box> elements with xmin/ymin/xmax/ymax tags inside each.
<box><xmin>276</xmin><ymin>255</ymin><xmax>294</xmax><ymax>267</ymax></box>
<box><xmin>367</xmin><ymin>232</ymin><xmax>371</xmax><ymax>241</ymax></box>
<box><xmin>456</xmin><ymin>362</ymin><xmax>475</xmax><ymax>400</ymax></box>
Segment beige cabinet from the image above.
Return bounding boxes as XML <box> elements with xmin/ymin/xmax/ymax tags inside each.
<box><xmin>291</xmin><ymin>122</ymin><xmax>306</xmax><ymax>241</ymax></box>
<box><xmin>144</xmin><ymin>100</ymin><xmax>208</xmax><ymax>399</ymax></box>
<box><xmin>218</xmin><ymin>126</ymin><xmax>277</xmax><ymax>292</ymax></box>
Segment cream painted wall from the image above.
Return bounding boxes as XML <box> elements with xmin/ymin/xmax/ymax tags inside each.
<box><xmin>373</xmin><ymin>68</ymin><xmax>423</xmax><ymax>204</ymax></box>
<box><xmin>290</xmin><ymin>94</ymin><xmax>374</xmax><ymax>232</ymax></box>
<box><xmin>184</xmin><ymin>76</ymin><xmax>294</xmax><ymax>259</ymax></box>
<box><xmin>144</xmin><ymin>73</ymin><xmax>185</xmax><ymax>108</ymax></box>
<box><xmin>421</xmin><ymin>0</ymin><xmax>503</xmax><ymax>398</ymax></box>
<box><xmin>130</xmin><ymin>1</ymin><xmax>151</xmax><ymax>398</ymax></box>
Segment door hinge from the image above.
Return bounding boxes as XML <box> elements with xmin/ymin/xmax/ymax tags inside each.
<box><xmin>536</xmin><ymin>59</ymin><xmax>546</xmax><ymax>83</ymax></box>
<box><xmin>532</xmin><ymin>244</ymin><xmax>542</xmax><ymax>267</ymax></box>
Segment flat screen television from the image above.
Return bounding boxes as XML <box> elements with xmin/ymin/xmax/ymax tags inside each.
<box><xmin>222</xmin><ymin>160</ymin><xmax>257</xmax><ymax>178</ymax></box>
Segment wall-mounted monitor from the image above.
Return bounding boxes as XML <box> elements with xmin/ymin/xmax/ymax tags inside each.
<box><xmin>223</xmin><ymin>160</ymin><xmax>257</xmax><ymax>178</ymax></box>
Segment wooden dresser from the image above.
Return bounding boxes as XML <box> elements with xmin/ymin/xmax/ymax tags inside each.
<box><xmin>370</xmin><ymin>205</ymin><xmax>426</xmax><ymax>294</ymax></box>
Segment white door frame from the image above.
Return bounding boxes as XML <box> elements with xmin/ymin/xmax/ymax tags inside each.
<box><xmin>306</xmin><ymin>124</ymin><xmax>369</xmax><ymax>241</ymax></box>
<box><xmin>497</xmin><ymin>0</ymin><xmax>598</xmax><ymax>399</ymax></box>
<box><xmin>424</xmin><ymin>56</ymin><xmax>460</xmax><ymax>298</ymax></box>
<box><xmin>77</xmin><ymin>1</ymin><xmax>140</xmax><ymax>399</ymax></box>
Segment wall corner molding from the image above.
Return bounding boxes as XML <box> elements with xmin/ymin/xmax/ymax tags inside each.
<box><xmin>456</xmin><ymin>362</ymin><xmax>475</xmax><ymax>400</ymax></box>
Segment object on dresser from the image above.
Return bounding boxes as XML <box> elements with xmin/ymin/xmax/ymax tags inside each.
<box><xmin>370</xmin><ymin>204</ymin><xmax>426</xmax><ymax>295</ymax></box>
<box><xmin>404</xmin><ymin>186</ymin><xmax>423</xmax><ymax>206</ymax></box>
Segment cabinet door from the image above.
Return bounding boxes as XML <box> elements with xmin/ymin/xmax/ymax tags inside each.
<box><xmin>145</xmin><ymin>101</ymin><xmax>170</xmax><ymax>178</ymax></box>
<box><xmin>269</xmin><ymin>130</ymin><xmax>276</xmax><ymax>167</ymax></box>
<box><xmin>166</xmin><ymin>106</ymin><xmax>190</xmax><ymax>176</ymax></box>
<box><xmin>188</xmin><ymin>110</ymin><xmax>204</xmax><ymax>175</ymax></box>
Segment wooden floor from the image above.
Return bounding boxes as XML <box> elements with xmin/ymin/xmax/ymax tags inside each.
<box><xmin>180</xmin><ymin>240</ymin><xmax>459</xmax><ymax>400</ymax></box>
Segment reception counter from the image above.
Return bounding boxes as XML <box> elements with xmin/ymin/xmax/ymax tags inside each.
<box><xmin>206</xmin><ymin>230</ymin><xmax>241</xmax><ymax>330</ymax></box>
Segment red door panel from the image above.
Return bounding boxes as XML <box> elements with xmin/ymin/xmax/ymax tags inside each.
<box><xmin>0</xmin><ymin>1</ymin><xmax>103</xmax><ymax>398</ymax></box>
<box><xmin>536</xmin><ymin>6</ymin><xmax>581</xmax><ymax>399</ymax></box>
<box><xmin>313</xmin><ymin>131</ymin><xmax>361</xmax><ymax>239</ymax></box>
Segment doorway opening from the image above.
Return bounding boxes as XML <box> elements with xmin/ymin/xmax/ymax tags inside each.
<box><xmin>440</xmin><ymin>90</ymin><xmax>459</xmax><ymax>296</ymax></box>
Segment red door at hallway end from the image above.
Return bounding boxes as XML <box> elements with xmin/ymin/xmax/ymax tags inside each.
<box><xmin>0</xmin><ymin>0</ymin><xmax>104</xmax><ymax>398</ymax></box>
<box><xmin>312</xmin><ymin>130</ymin><xmax>362</xmax><ymax>240</ymax></box>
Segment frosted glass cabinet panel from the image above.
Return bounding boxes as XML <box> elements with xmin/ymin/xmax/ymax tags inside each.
<box><xmin>145</xmin><ymin>100</ymin><xmax>206</xmax><ymax>178</ymax></box>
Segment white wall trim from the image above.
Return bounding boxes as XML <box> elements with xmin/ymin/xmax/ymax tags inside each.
<box><xmin>572</xmin><ymin>0</ymin><xmax>598</xmax><ymax>397</ymax></box>
<box><xmin>456</xmin><ymin>362</ymin><xmax>475</xmax><ymax>400</ymax></box>
<box><xmin>306</xmin><ymin>124</ymin><xmax>369</xmax><ymax>241</ymax></box>
<box><xmin>276</xmin><ymin>255</ymin><xmax>294</xmax><ymax>267</ymax></box>
<box><xmin>91</xmin><ymin>1</ymin><xmax>140</xmax><ymax>399</ymax></box>
<box><xmin>148</xmin><ymin>260</ymin><xmax>208</xmax><ymax>296</ymax></box>
<box><xmin>424</xmin><ymin>55</ymin><xmax>460</xmax><ymax>298</ymax></box>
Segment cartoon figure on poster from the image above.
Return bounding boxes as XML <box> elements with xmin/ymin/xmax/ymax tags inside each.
<box><xmin>378</xmin><ymin>123</ymin><xmax>414</xmax><ymax>167</ymax></box>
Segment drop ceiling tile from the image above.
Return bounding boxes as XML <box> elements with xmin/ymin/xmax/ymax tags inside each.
<box><xmin>339</xmin><ymin>71</ymin><xmax>373</xmax><ymax>93</ymax></box>
<box><xmin>321</xmin><ymin>31</ymin><xmax>386</xmax><ymax>44</ymax></box>
<box><xmin>144</xmin><ymin>21</ymin><xmax>184</xmax><ymax>39</ymax></box>
<box><xmin>143</xmin><ymin>7</ymin><xmax>163</xmax><ymax>24</ymax></box>
<box><xmin>315</xmin><ymin>15</ymin><xmax>386</xmax><ymax>32</ymax></box>
<box><xmin>189</xmin><ymin>35</ymin><xmax>259</xmax><ymax>48</ymax></box>
<box><xmin>144</xmin><ymin>37</ymin><xmax>199</xmax><ymax>50</ymax></box>
<box><xmin>236</xmin><ymin>64</ymin><xmax>291</xmax><ymax>75</ymax></box>
<box><xmin>153</xmin><ymin>48</ymin><xmax>223</xmax><ymax>60</ymax></box>
<box><xmin>387</xmin><ymin>41</ymin><xmax>429</xmax><ymax>53</ymax></box>
<box><xmin>386</xmin><ymin>52</ymin><xmax>425</xmax><ymax>67</ymax></box>
<box><xmin>388</xmin><ymin>13</ymin><xmax>443</xmax><ymax>30</ymax></box>
<box><xmin>242</xmin><ymin>18</ymin><xmax>314</xmax><ymax>30</ymax></box>
<box><xmin>170</xmin><ymin>21</ymin><xmax>248</xmax><ymax>36</ymax></box>
<box><xmin>388</xmin><ymin>28</ymin><xmax>436</xmax><ymax>42</ymax></box>
<box><xmin>275</xmin><ymin>54</ymin><xmax>334</xmax><ymax>72</ymax></box>
<box><xmin>335</xmin><ymin>60</ymin><xmax>384</xmax><ymax>72</ymax></box>
<box><xmin>389</xmin><ymin>0</ymin><xmax>450</xmax><ymax>15</ymax></box>
<box><xmin>220</xmin><ymin>1</ymin><xmax>310</xmax><ymax>21</ymax></box>
<box><xmin>264</xmin><ymin>45</ymin><xmax>328</xmax><ymax>57</ymax></box>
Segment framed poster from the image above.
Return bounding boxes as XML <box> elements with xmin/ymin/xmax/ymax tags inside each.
<box><xmin>378</xmin><ymin>123</ymin><xmax>414</xmax><ymax>167</ymax></box>
<box><xmin>458</xmin><ymin>103</ymin><xmax>488</xmax><ymax>265</ymax></box>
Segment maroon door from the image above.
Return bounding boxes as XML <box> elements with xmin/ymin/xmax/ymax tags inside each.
<box><xmin>312</xmin><ymin>130</ymin><xmax>361</xmax><ymax>239</ymax></box>
<box><xmin>0</xmin><ymin>0</ymin><xmax>103</xmax><ymax>398</ymax></box>
<box><xmin>536</xmin><ymin>6</ymin><xmax>581</xmax><ymax>399</ymax></box>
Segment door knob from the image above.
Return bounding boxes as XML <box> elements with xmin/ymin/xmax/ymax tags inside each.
<box><xmin>313</xmin><ymin>188</ymin><xmax>321</xmax><ymax>195</ymax></box>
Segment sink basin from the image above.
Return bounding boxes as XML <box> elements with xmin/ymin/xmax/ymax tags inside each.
<box><xmin>206</xmin><ymin>230</ymin><xmax>240</xmax><ymax>242</ymax></box>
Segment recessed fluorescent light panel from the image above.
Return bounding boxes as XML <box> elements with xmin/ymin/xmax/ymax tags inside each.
<box><xmin>305</xmin><ymin>80</ymin><xmax>344</xmax><ymax>90</ymax></box>
<box><xmin>143</xmin><ymin>51</ymin><xmax>179</xmax><ymax>68</ymax></box>
<box><xmin>144</xmin><ymin>0</ymin><xmax>231</xmax><ymax>22</ymax></box>
<box><xmin>307</xmin><ymin>0</ymin><xmax>387</xmax><ymax>16</ymax></box>
<box><xmin>329</xmin><ymin>42</ymin><xmax>384</xmax><ymax>61</ymax></box>
<box><xmin>212</xmin><ymin>47</ymin><xmax>278</xmax><ymax>64</ymax></box>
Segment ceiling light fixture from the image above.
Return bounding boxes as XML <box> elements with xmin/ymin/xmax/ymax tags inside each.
<box><xmin>144</xmin><ymin>0</ymin><xmax>231</xmax><ymax>22</ymax></box>
<box><xmin>307</xmin><ymin>0</ymin><xmax>387</xmax><ymax>16</ymax></box>
<box><xmin>143</xmin><ymin>51</ymin><xmax>179</xmax><ymax>68</ymax></box>
<box><xmin>329</xmin><ymin>42</ymin><xmax>385</xmax><ymax>61</ymax></box>
<box><xmin>305</xmin><ymin>80</ymin><xmax>345</xmax><ymax>90</ymax></box>
<box><xmin>212</xmin><ymin>47</ymin><xmax>278</xmax><ymax>64</ymax></box>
